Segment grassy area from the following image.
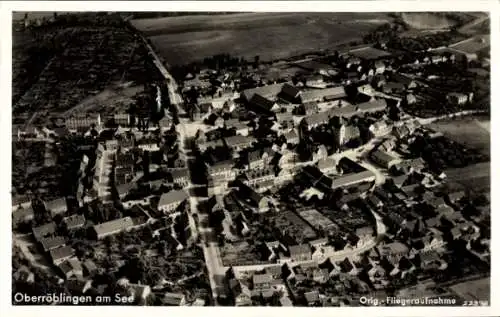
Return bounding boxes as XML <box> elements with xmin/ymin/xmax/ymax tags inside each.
<box><xmin>132</xmin><ymin>12</ymin><xmax>390</xmax><ymax>65</ymax></box>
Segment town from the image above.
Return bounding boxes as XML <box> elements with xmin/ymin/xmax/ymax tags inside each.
<box><xmin>12</xmin><ymin>11</ymin><xmax>490</xmax><ymax>307</ymax></box>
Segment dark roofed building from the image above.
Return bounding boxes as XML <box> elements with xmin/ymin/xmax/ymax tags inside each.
<box><xmin>63</xmin><ymin>214</ymin><xmax>86</xmax><ymax>231</ymax></box>
<box><xmin>39</xmin><ymin>236</ymin><xmax>66</xmax><ymax>252</ymax></box>
<box><xmin>249</xmin><ymin>94</ymin><xmax>278</xmax><ymax>113</ymax></box>
<box><xmin>279</xmin><ymin>83</ymin><xmax>301</xmax><ymax>103</ymax></box>
<box><xmin>50</xmin><ymin>246</ymin><xmax>75</xmax><ymax>265</ymax></box>
<box><xmin>32</xmin><ymin>222</ymin><xmax>57</xmax><ymax>241</ymax></box>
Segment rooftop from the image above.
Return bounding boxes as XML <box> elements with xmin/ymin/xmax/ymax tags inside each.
<box><xmin>158</xmin><ymin>190</ymin><xmax>189</xmax><ymax>207</ymax></box>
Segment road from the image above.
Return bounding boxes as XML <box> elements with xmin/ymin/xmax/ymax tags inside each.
<box><xmin>142</xmin><ymin>37</ymin><xmax>224</xmax><ymax>303</ymax></box>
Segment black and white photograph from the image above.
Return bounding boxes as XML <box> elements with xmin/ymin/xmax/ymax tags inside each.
<box><xmin>2</xmin><ymin>1</ymin><xmax>498</xmax><ymax>316</ymax></box>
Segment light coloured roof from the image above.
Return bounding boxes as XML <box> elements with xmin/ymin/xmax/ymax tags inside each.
<box><xmin>158</xmin><ymin>190</ymin><xmax>188</xmax><ymax>207</ymax></box>
<box><xmin>93</xmin><ymin>217</ymin><xmax>134</xmax><ymax>236</ymax></box>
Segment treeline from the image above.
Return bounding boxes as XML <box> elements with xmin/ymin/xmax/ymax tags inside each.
<box><xmin>171</xmin><ymin>53</ymin><xmax>255</xmax><ymax>80</ymax></box>
<box><xmin>386</xmin><ymin>32</ymin><xmax>457</xmax><ymax>52</ymax></box>
<box><xmin>24</xmin><ymin>12</ymin><xmax>127</xmax><ymax>29</ymax></box>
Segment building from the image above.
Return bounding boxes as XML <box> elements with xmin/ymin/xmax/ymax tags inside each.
<box><xmin>158</xmin><ymin>190</ymin><xmax>189</xmax><ymax>214</ymax></box>
<box><xmin>39</xmin><ymin>236</ymin><xmax>66</xmax><ymax>252</ymax></box>
<box><xmin>224</xmin><ymin>135</ymin><xmax>256</xmax><ymax>152</ymax></box>
<box><xmin>43</xmin><ymin>197</ymin><xmax>67</xmax><ymax>216</ymax></box>
<box><xmin>300</xmin><ymin>86</ymin><xmax>346</xmax><ymax>104</ymax></box>
<box><xmin>241</xmin><ymin>83</ymin><xmax>285</xmax><ymax>102</ymax></box>
<box><xmin>289</xmin><ymin>244</ymin><xmax>312</xmax><ymax>261</ymax></box>
<box><xmin>114</xmin><ymin>113</ymin><xmax>130</xmax><ymax>126</ymax></box>
<box><xmin>65</xmin><ymin>114</ymin><xmax>101</xmax><ymax>131</ymax></box>
<box><xmin>252</xmin><ymin>273</ymin><xmax>273</xmax><ymax>292</ymax></box>
<box><xmin>62</xmin><ymin>214</ymin><xmax>86</xmax><ymax>231</ymax></box>
<box><xmin>279</xmin><ymin>83</ymin><xmax>301</xmax><ymax>104</ymax></box>
<box><xmin>248</xmin><ymin>93</ymin><xmax>279</xmax><ymax>113</ymax></box>
<box><xmin>162</xmin><ymin>292</ymin><xmax>186</xmax><ymax>306</ymax></box>
<box><xmin>332</xmin><ymin>170</ymin><xmax>376</xmax><ymax>189</ymax></box>
<box><xmin>49</xmin><ymin>246</ymin><xmax>75</xmax><ymax>265</ymax></box>
<box><xmin>92</xmin><ymin>217</ymin><xmax>135</xmax><ymax>240</ymax></box>
<box><xmin>169</xmin><ymin>168</ymin><xmax>190</xmax><ymax>187</ymax></box>
<box><xmin>446</xmin><ymin>92</ymin><xmax>469</xmax><ymax>105</ymax></box>
<box><xmin>32</xmin><ymin>222</ymin><xmax>57</xmax><ymax>241</ymax></box>
<box><xmin>370</xmin><ymin>149</ymin><xmax>401</xmax><ymax>169</ymax></box>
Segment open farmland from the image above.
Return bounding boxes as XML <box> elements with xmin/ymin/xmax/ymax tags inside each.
<box><xmin>429</xmin><ymin>117</ymin><xmax>490</xmax><ymax>157</ymax></box>
<box><xmin>131</xmin><ymin>12</ymin><xmax>390</xmax><ymax>65</ymax></box>
<box><xmin>449</xmin><ymin>35</ymin><xmax>490</xmax><ymax>54</ymax></box>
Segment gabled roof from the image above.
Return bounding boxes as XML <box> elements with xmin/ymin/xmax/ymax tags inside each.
<box><xmin>40</xmin><ymin>236</ymin><xmax>66</xmax><ymax>251</ymax></box>
<box><xmin>93</xmin><ymin>217</ymin><xmax>134</xmax><ymax>237</ymax></box>
<box><xmin>33</xmin><ymin>222</ymin><xmax>57</xmax><ymax>240</ymax></box>
<box><xmin>301</xmin><ymin>86</ymin><xmax>346</xmax><ymax>103</ymax></box>
<box><xmin>50</xmin><ymin>246</ymin><xmax>75</xmax><ymax>261</ymax></box>
<box><xmin>280</xmin><ymin>83</ymin><xmax>301</xmax><ymax>99</ymax></box>
<box><xmin>241</xmin><ymin>83</ymin><xmax>285</xmax><ymax>101</ymax></box>
<box><xmin>249</xmin><ymin>94</ymin><xmax>276</xmax><ymax>111</ymax></box>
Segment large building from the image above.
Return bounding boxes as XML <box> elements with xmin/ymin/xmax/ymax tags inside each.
<box><xmin>158</xmin><ymin>190</ymin><xmax>189</xmax><ymax>214</ymax></box>
<box><xmin>65</xmin><ymin>114</ymin><xmax>101</xmax><ymax>131</ymax></box>
<box><xmin>92</xmin><ymin>217</ymin><xmax>135</xmax><ymax>240</ymax></box>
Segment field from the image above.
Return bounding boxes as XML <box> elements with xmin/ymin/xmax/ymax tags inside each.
<box><xmin>131</xmin><ymin>12</ymin><xmax>390</xmax><ymax>65</ymax></box>
<box><xmin>429</xmin><ymin>117</ymin><xmax>490</xmax><ymax>157</ymax></box>
<box><xmin>448</xmin><ymin>277</ymin><xmax>490</xmax><ymax>302</ymax></box>
<box><xmin>449</xmin><ymin>35</ymin><xmax>490</xmax><ymax>54</ymax></box>
<box><xmin>348</xmin><ymin>46</ymin><xmax>392</xmax><ymax>60</ymax></box>
<box><xmin>400</xmin><ymin>12</ymin><xmax>464</xmax><ymax>30</ymax></box>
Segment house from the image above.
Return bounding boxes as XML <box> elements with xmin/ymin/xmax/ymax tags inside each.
<box><xmin>32</xmin><ymin>222</ymin><xmax>57</xmax><ymax>241</ymax></box>
<box><xmin>39</xmin><ymin>236</ymin><xmax>66</xmax><ymax>252</ymax></box>
<box><xmin>367</xmin><ymin>194</ymin><xmax>384</xmax><ymax>209</ymax></box>
<box><xmin>303</xmin><ymin>102</ymin><xmax>319</xmax><ymax>115</ymax></box>
<box><xmin>374</xmin><ymin>60</ymin><xmax>386</xmax><ymax>74</ymax></box>
<box><xmin>65</xmin><ymin>114</ymin><xmax>101</xmax><ymax>131</ymax></box>
<box><xmin>369</xmin><ymin>121</ymin><xmax>390</xmax><ymax>137</ymax></box>
<box><xmin>377</xmin><ymin>242</ymin><xmax>409</xmax><ymax>265</ymax></box>
<box><xmin>248</xmin><ymin>94</ymin><xmax>278</xmax><ymax>113</ymax></box>
<box><xmin>43</xmin><ymin>197</ymin><xmax>67</xmax><ymax>216</ymax></box>
<box><xmin>317</xmin><ymin>157</ymin><xmax>337</xmax><ymax>175</ymax></box>
<box><xmin>383</xmin><ymin>82</ymin><xmax>406</xmax><ymax>94</ymax></box>
<box><xmin>92</xmin><ymin>217</ymin><xmax>135</xmax><ymax>240</ymax></box>
<box><xmin>234</xmin><ymin>181</ymin><xmax>272</xmax><ymax>213</ymax></box>
<box><xmin>12</xmin><ymin>195</ymin><xmax>32</xmax><ymax>212</ymax></box>
<box><xmin>229</xmin><ymin>278</ymin><xmax>252</xmax><ymax>306</ymax></box>
<box><xmin>280</xmin><ymin>296</ymin><xmax>294</xmax><ymax>306</ymax></box>
<box><xmin>300</xmin><ymin>86</ymin><xmax>347</xmax><ymax>104</ymax></box>
<box><xmin>446</xmin><ymin>92</ymin><xmax>469</xmax><ymax>105</ymax></box>
<box><xmin>224</xmin><ymin>135</ymin><xmax>256</xmax><ymax>152</ymax></box>
<box><xmin>83</xmin><ymin>259</ymin><xmax>98</xmax><ymax>276</ymax></box>
<box><xmin>207</xmin><ymin>160</ymin><xmax>235</xmax><ymax>180</ymax></box>
<box><xmin>62</xmin><ymin>214</ymin><xmax>86</xmax><ymax>231</ymax></box>
<box><xmin>370</xmin><ymin>149</ymin><xmax>401</xmax><ymax>169</ymax></box>
<box><xmin>305</xmin><ymin>75</ymin><xmax>325</xmax><ymax>88</ymax></box>
<box><xmin>252</xmin><ymin>273</ymin><xmax>273</xmax><ymax>292</ymax></box>
<box><xmin>225</xmin><ymin>119</ymin><xmax>250</xmax><ymax>136</ymax></box>
<box><xmin>279</xmin><ymin>83</ymin><xmax>301</xmax><ymax>104</ymax></box>
<box><xmin>128</xmin><ymin>284</ymin><xmax>152</xmax><ymax>304</ymax></box>
<box><xmin>283</xmin><ymin>129</ymin><xmax>299</xmax><ymax>145</ymax></box>
<box><xmin>158</xmin><ymin>115</ymin><xmax>173</xmax><ymax>130</ymax></box>
<box><xmin>163</xmin><ymin>292</ymin><xmax>186</xmax><ymax>306</ymax></box>
<box><xmin>304</xmin><ymin>290</ymin><xmax>321</xmax><ymax>306</ymax></box>
<box><xmin>241</xmin><ymin>83</ymin><xmax>285</xmax><ymax>102</ymax></box>
<box><xmin>289</xmin><ymin>244</ymin><xmax>312</xmax><ymax>261</ymax></box>
<box><xmin>275</xmin><ymin>112</ymin><xmax>295</xmax><ymax>129</ymax></box>
<box><xmin>389</xmin><ymin>73</ymin><xmax>417</xmax><ymax>90</ymax></box>
<box><xmin>331</xmin><ymin>170</ymin><xmax>376</xmax><ymax>190</ymax></box>
<box><xmin>158</xmin><ymin>190</ymin><xmax>189</xmax><ymax>214</ymax></box>
<box><xmin>66</xmin><ymin>278</ymin><xmax>92</xmax><ymax>294</ymax></box>
<box><xmin>12</xmin><ymin>206</ymin><xmax>35</xmax><ymax>226</ymax></box>
<box><xmin>169</xmin><ymin>168</ymin><xmax>190</xmax><ymax>187</ymax></box>
<box><xmin>50</xmin><ymin>246</ymin><xmax>75</xmax><ymax>265</ymax></box>
<box><xmin>13</xmin><ymin>266</ymin><xmax>35</xmax><ymax>284</ymax></box>
<box><xmin>447</xmin><ymin>190</ymin><xmax>465</xmax><ymax>205</ymax></box>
